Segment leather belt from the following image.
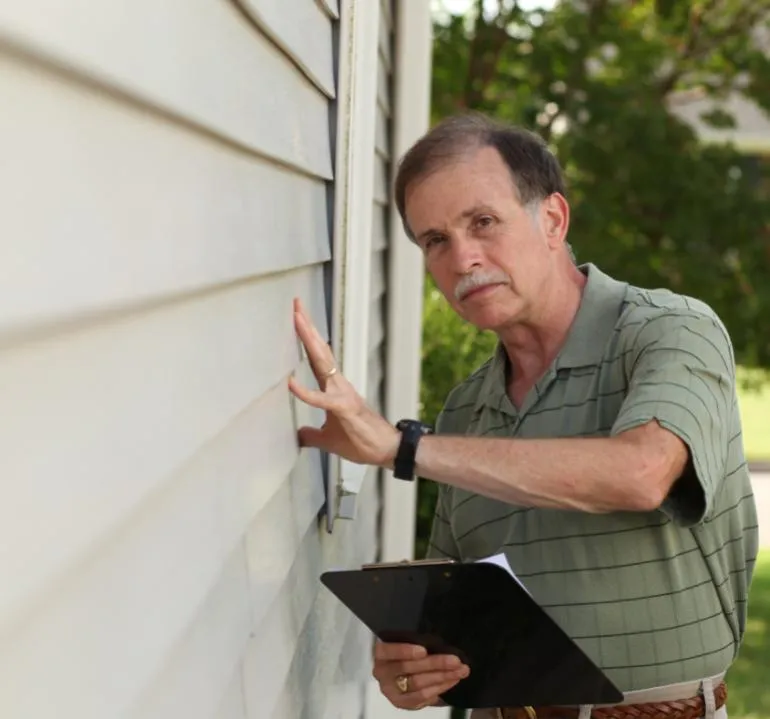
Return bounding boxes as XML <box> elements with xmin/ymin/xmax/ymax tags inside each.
<box><xmin>498</xmin><ymin>680</ymin><xmax>727</xmax><ymax>719</ymax></box>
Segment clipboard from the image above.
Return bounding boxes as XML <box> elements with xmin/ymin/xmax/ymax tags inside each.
<box><xmin>321</xmin><ymin>558</ymin><xmax>623</xmax><ymax>710</ymax></box>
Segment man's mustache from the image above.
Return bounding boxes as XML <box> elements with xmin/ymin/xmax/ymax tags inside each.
<box><xmin>454</xmin><ymin>271</ymin><xmax>511</xmax><ymax>301</ymax></box>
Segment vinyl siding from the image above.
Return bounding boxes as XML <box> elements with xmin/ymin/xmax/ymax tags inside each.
<box><xmin>368</xmin><ymin>0</ymin><xmax>395</xmax><ymax>415</ymax></box>
<box><xmin>0</xmin><ymin>2</ymin><xmax>389</xmax><ymax>718</ymax></box>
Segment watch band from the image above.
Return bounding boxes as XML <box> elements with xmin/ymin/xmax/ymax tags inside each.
<box><xmin>393</xmin><ymin>419</ymin><xmax>433</xmax><ymax>480</ymax></box>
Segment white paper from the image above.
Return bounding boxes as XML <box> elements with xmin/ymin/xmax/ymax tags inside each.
<box><xmin>475</xmin><ymin>552</ymin><xmax>531</xmax><ymax>596</ymax></box>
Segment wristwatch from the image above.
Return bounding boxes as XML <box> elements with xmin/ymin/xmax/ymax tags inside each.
<box><xmin>393</xmin><ymin>419</ymin><xmax>434</xmax><ymax>480</ymax></box>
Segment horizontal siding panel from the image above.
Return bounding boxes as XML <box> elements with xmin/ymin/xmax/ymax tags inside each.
<box><xmin>215</xmin><ymin>672</ymin><xmax>247</xmax><ymax>719</ymax></box>
<box><xmin>0</xmin><ymin>53</ymin><xmax>330</xmax><ymax>336</ymax></box>
<box><xmin>246</xmin><ymin>451</ymin><xmax>326</xmax><ymax>632</ymax></box>
<box><xmin>130</xmin><ymin>548</ymin><xmax>252</xmax><ymax>719</ymax></box>
<box><xmin>130</xmin><ymin>449</ymin><xmax>324</xmax><ymax>719</ymax></box>
<box><xmin>237</xmin><ymin>0</ymin><xmax>334</xmax><ymax>97</ymax></box>
<box><xmin>244</xmin><ymin>521</ymin><xmax>324</xmax><ymax>717</ymax></box>
<box><xmin>327</xmin><ymin>618</ymin><xmax>372</xmax><ymax>717</ymax></box>
<box><xmin>0</xmin><ymin>378</ymin><xmax>303</xmax><ymax>719</ymax></box>
<box><xmin>302</xmin><ymin>475</ymin><xmax>380</xmax><ymax>715</ymax></box>
<box><xmin>262</xmin><ymin>475</ymin><xmax>379</xmax><ymax>719</ymax></box>
<box><xmin>0</xmin><ymin>267</ymin><xmax>327</xmax><ymax>634</ymax></box>
<box><xmin>0</xmin><ymin>0</ymin><xmax>331</xmax><ymax>176</ymax></box>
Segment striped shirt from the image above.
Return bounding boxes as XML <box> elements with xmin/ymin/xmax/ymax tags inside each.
<box><xmin>427</xmin><ymin>263</ymin><xmax>759</xmax><ymax>691</ymax></box>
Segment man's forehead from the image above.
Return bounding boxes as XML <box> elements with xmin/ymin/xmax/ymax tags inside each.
<box><xmin>405</xmin><ymin>153</ymin><xmax>518</xmax><ymax>226</ymax></box>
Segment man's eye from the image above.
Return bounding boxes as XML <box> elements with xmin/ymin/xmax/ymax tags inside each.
<box><xmin>425</xmin><ymin>235</ymin><xmax>445</xmax><ymax>249</ymax></box>
<box><xmin>476</xmin><ymin>215</ymin><xmax>494</xmax><ymax>229</ymax></box>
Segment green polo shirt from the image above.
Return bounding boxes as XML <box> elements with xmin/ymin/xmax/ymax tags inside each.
<box><xmin>427</xmin><ymin>263</ymin><xmax>759</xmax><ymax>692</ymax></box>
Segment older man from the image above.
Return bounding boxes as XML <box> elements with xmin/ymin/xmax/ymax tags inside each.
<box><xmin>289</xmin><ymin>114</ymin><xmax>758</xmax><ymax>719</ymax></box>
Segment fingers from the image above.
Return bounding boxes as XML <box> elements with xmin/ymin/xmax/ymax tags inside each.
<box><xmin>374</xmin><ymin>643</ymin><xmax>427</xmax><ymax>662</ymax></box>
<box><xmin>379</xmin><ymin>654</ymin><xmax>465</xmax><ymax>677</ymax></box>
<box><xmin>372</xmin><ymin>643</ymin><xmax>471</xmax><ymax>711</ymax></box>
<box><xmin>297</xmin><ymin>426</ymin><xmax>325</xmax><ymax>449</ymax></box>
<box><xmin>373</xmin><ymin>643</ymin><xmax>466</xmax><ymax>676</ymax></box>
<box><xmin>396</xmin><ymin>673</ymin><xmax>466</xmax><ymax>708</ymax></box>
<box><xmin>293</xmin><ymin>299</ymin><xmax>338</xmax><ymax>385</ymax></box>
<box><xmin>376</xmin><ymin>665</ymin><xmax>469</xmax><ymax>710</ymax></box>
<box><xmin>288</xmin><ymin>376</ymin><xmax>332</xmax><ymax>409</ymax></box>
<box><xmin>401</xmin><ymin>666</ymin><xmax>469</xmax><ymax>694</ymax></box>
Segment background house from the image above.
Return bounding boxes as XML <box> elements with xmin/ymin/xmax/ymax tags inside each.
<box><xmin>667</xmin><ymin>23</ymin><xmax>770</xmax><ymax>167</ymax></box>
<box><xmin>0</xmin><ymin>1</ymin><xmax>432</xmax><ymax>717</ymax></box>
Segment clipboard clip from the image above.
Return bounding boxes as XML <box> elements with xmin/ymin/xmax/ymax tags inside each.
<box><xmin>361</xmin><ymin>557</ymin><xmax>456</xmax><ymax>570</ymax></box>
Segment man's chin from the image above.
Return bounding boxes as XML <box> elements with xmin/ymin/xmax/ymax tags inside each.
<box><xmin>461</xmin><ymin>309</ymin><xmax>511</xmax><ymax>332</ymax></box>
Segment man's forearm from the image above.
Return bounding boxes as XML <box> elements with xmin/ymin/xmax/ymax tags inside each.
<box><xmin>413</xmin><ymin>424</ymin><xmax>687</xmax><ymax>513</ymax></box>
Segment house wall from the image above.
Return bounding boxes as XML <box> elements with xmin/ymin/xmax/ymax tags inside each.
<box><xmin>0</xmin><ymin>1</ymin><xmax>418</xmax><ymax>717</ymax></box>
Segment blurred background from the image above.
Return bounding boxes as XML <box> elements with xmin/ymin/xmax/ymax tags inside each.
<box><xmin>418</xmin><ymin>2</ymin><xmax>770</xmax><ymax>718</ymax></box>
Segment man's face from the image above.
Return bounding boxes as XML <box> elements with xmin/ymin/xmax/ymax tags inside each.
<box><xmin>405</xmin><ymin>146</ymin><xmax>565</xmax><ymax>332</ymax></box>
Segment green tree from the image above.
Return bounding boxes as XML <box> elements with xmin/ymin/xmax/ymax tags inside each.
<box><xmin>417</xmin><ymin>0</ymin><xmax>770</xmax><ymax>557</ymax></box>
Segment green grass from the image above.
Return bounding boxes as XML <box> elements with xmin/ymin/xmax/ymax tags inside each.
<box><xmin>736</xmin><ymin>368</ymin><xmax>770</xmax><ymax>463</ymax></box>
<box><xmin>725</xmin><ymin>550</ymin><xmax>770</xmax><ymax>719</ymax></box>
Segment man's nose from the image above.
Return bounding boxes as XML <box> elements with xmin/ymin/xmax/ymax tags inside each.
<box><xmin>448</xmin><ymin>236</ymin><xmax>483</xmax><ymax>274</ymax></box>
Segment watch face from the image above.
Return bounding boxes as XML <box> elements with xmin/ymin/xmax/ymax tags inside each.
<box><xmin>396</xmin><ymin>419</ymin><xmax>434</xmax><ymax>435</ymax></box>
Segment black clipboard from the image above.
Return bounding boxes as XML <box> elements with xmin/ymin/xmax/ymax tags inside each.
<box><xmin>321</xmin><ymin>558</ymin><xmax>623</xmax><ymax>710</ymax></box>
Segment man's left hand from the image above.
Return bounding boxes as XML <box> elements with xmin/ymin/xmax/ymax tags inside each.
<box><xmin>288</xmin><ymin>298</ymin><xmax>400</xmax><ymax>467</ymax></box>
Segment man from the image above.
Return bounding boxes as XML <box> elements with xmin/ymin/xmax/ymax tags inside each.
<box><xmin>289</xmin><ymin>114</ymin><xmax>758</xmax><ymax>718</ymax></box>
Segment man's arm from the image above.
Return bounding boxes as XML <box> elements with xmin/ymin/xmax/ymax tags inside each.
<box><xmin>413</xmin><ymin>420</ymin><xmax>688</xmax><ymax>514</ymax></box>
<box><xmin>289</xmin><ymin>298</ymin><xmax>731</xmax><ymax>523</ymax></box>
<box><xmin>412</xmin><ymin>310</ymin><xmax>734</xmax><ymax>519</ymax></box>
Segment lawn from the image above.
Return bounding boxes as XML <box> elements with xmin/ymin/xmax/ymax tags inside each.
<box><xmin>725</xmin><ymin>549</ymin><xmax>770</xmax><ymax>719</ymax></box>
<box><xmin>737</xmin><ymin>368</ymin><xmax>770</xmax><ymax>463</ymax></box>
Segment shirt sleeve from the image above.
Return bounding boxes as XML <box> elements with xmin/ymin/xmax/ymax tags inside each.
<box><xmin>611</xmin><ymin>309</ymin><xmax>736</xmax><ymax>526</ymax></box>
<box><xmin>425</xmin><ymin>409</ymin><xmax>462</xmax><ymax>560</ymax></box>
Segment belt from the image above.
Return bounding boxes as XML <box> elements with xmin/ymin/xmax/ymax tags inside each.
<box><xmin>497</xmin><ymin>680</ymin><xmax>727</xmax><ymax>719</ymax></box>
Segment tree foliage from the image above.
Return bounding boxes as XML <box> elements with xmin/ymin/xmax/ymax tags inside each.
<box><xmin>416</xmin><ymin>0</ymin><xmax>770</xmax><ymax>558</ymax></box>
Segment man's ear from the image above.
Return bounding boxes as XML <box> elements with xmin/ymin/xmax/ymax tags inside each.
<box><xmin>541</xmin><ymin>193</ymin><xmax>570</xmax><ymax>247</ymax></box>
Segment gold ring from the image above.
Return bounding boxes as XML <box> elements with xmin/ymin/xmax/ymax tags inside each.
<box><xmin>322</xmin><ymin>366</ymin><xmax>337</xmax><ymax>379</ymax></box>
<box><xmin>395</xmin><ymin>674</ymin><xmax>410</xmax><ymax>694</ymax></box>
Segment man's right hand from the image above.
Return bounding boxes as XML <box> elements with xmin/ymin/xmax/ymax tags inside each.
<box><xmin>372</xmin><ymin>641</ymin><xmax>470</xmax><ymax>710</ymax></box>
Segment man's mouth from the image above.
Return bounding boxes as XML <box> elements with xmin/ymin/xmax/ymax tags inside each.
<box><xmin>459</xmin><ymin>283</ymin><xmax>504</xmax><ymax>301</ymax></box>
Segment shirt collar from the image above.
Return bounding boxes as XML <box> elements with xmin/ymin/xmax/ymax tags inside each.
<box><xmin>473</xmin><ymin>263</ymin><xmax>629</xmax><ymax>415</ymax></box>
<box><xmin>555</xmin><ymin>263</ymin><xmax>629</xmax><ymax>370</ymax></box>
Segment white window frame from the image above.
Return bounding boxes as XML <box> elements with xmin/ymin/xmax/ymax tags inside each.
<box><xmin>380</xmin><ymin>0</ymin><xmax>432</xmax><ymax>561</ymax></box>
<box><xmin>327</xmin><ymin>0</ymin><xmax>381</xmax><ymax>528</ymax></box>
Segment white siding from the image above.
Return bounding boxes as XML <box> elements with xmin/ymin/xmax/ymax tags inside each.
<box><xmin>0</xmin><ymin>1</ymin><xmax>395</xmax><ymax>718</ymax></box>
